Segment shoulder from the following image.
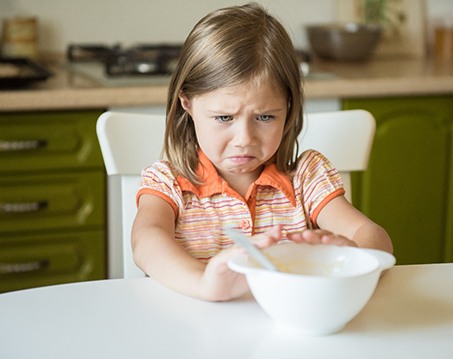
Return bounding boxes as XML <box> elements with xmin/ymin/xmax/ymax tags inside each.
<box><xmin>141</xmin><ymin>160</ymin><xmax>177</xmax><ymax>181</ymax></box>
<box><xmin>140</xmin><ymin>160</ymin><xmax>183</xmax><ymax>196</ymax></box>
<box><xmin>293</xmin><ymin>149</ymin><xmax>343</xmax><ymax>191</ymax></box>
<box><xmin>139</xmin><ymin>160</ymin><xmax>185</xmax><ymax>211</ymax></box>
<box><xmin>295</xmin><ymin>149</ymin><xmax>337</xmax><ymax>175</ymax></box>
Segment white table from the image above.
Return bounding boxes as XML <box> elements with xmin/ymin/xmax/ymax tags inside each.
<box><xmin>1</xmin><ymin>264</ymin><xmax>453</xmax><ymax>359</ymax></box>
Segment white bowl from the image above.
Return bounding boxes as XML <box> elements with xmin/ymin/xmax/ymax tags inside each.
<box><xmin>228</xmin><ymin>243</ymin><xmax>395</xmax><ymax>335</ymax></box>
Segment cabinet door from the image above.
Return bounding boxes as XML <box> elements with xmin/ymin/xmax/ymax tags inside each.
<box><xmin>0</xmin><ymin>111</ymin><xmax>104</xmax><ymax>174</ymax></box>
<box><xmin>445</xmin><ymin>120</ymin><xmax>453</xmax><ymax>263</ymax></box>
<box><xmin>0</xmin><ymin>230</ymin><xmax>106</xmax><ymax>293</ymax></box>
<box><xmin>343</xmin><ymin>96</ymin><xmax>453</xmax><ymax>264</ymax></box>
<box><xmin>0</xmin><ymin>170</ymin><xmax>105</xmax><ymax>235</ymax></box>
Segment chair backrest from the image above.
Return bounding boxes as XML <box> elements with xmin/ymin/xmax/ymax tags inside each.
<box><xmin>97</xmin><ymin>112</ymin><xmax>166</xmax><ymax>278</ymax></box>
<box><xmin>299</xmin><ymin>109</ymin><xmax>376</xmax><ymax>202</ymax></box>
<box><xmin>96</xmin><ymin>109</ymin><xmax>375</xmax><ymax>278</ymax></box>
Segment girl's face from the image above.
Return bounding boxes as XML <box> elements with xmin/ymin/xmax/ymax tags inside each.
<box><xmin>180</xmin><ymin>80</ymin><xmax>287</xmax><ymax>184</ymax></box>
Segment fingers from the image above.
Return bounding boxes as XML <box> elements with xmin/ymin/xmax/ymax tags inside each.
<box><xmin>320</xmin><ymin>234</ymin><xmax>358</xmax><ymax>247</ymax></box>
<box><xmin>251</xmin><ymin>224</ymin><xmax>282</xmax><ymax>248</ymax></box>
<box><xmin>246</xmin><ymin>226</ymin><xmax>358</xmax><ymax>250</ymax></box>
<box><xmin>287</xmin><ymin>229</ymin><xmax>357</xmax><ymax>248</ymax></box>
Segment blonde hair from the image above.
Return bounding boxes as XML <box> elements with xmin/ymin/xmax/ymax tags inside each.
<box><xmin>164</xmin><ymin>2</ymin><xmax>303</xmax><ymax>183</ymax></box>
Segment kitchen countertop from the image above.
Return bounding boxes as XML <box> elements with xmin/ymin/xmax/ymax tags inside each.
<box><xmin>1</xmin><ymin>56</ymin><xmax>453</xmax><ymax>112</ymax></box>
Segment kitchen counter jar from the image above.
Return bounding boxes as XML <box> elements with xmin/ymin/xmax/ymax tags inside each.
<box><xmin>1</xmin><ymin>17</ymin><xmax>39</xmax><ymax>59</ymax></box>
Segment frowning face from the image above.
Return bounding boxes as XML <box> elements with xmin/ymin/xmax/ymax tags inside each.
<box><xmin>179</xmin><ymin>80</ymin><xmax>287</xmax><ymax>186</ymax></box>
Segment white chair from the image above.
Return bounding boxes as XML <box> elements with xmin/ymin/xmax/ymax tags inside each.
<box><xmin>97</xmin><ymin>112</ymin><xmax>166</xmax><ymax>278</ymax></box>
<box><xmin>96</xmin><ymin>109</ymin><xmax>375</xmax><ymax>278</ymax></box>
<box><xmin>299</xmin><ymin>109</ymin><xmax>376</xmax><ymax>203</ymax></box>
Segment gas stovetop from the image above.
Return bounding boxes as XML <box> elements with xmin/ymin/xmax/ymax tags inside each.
<box><xmin>66</xmin><ymin>43</ymin><xmax>181</xmax><ymax>87</ymax></box>
<box><xmin>67</xmin><ymin>43</ymin><xmax>182</xmax><ymax>76</ymax></box>
<box><xmin>66</xmin><ymin>43</ymin><xmax>312</xmax><ymax>87</ymax></box>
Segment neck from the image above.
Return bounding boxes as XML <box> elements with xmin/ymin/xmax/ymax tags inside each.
<box><xmin>220</xmin><ymin>168</ymin><xmax>263</xmax><ymax>198</ymax></box>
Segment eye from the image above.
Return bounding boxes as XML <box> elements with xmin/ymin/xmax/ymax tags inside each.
<box><xmin>214</xmin><ymin>115</ymin><xmax>233</xmax><ymax>123</ymax></box>
<box><xmin>257</xmin><ymin>114</ymin><xmax>274</xmax><ymax>122</ymax></box>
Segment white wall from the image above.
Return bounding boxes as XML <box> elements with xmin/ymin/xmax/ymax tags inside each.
<box><xmin>0</xmin><ymin>0</ymin><xmax>335</xmax><ymax>53</ymax></box>
<box><xmin>0</xmin><ymin>0</ymin><xmax>452</xmax><ymax>54</ymax></box>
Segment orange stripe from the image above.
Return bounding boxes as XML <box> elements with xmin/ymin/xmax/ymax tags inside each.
<box><xmin>310</xmin><ymin>188</ymin><xmax>345</xmax><ymax>226</ymax></box>
<box><xmin>136</xmin><ymin>188</ymin><xmax>178</xmax><ymax>217</ymax></box>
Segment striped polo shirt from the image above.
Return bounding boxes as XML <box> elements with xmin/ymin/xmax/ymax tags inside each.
<box><xmin>137</xmin><ymin>149</ymin><xmax>344</xmax><ymax>261</ymax></box>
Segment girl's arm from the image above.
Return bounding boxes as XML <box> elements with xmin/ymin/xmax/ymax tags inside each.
<box><xmin>132</xmin><ymin>194</ymin><xmax>280</xmax><ymax>301</ymax></box>
<box><xmin>288</xmin><ymin>195</ymin><xmax>393</xmax><ymax>253</ymax></box>
<box><xmin>132</xmin><ymin>194</ymin><xmax>209</xmax><ymax>298</ymax></box>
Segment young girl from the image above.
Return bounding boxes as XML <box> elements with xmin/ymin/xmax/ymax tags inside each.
<box><xmin>132</xmin><ymin>2</ymin><xmax>392</xmax><ymax>301</ymax></box>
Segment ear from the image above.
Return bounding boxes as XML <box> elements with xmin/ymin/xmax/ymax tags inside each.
<box><xmin>179</xmin><ymin>92</ymin><xmax>192</xmax><ymax>115</ymax></box>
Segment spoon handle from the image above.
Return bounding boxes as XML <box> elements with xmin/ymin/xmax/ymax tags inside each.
<box><xmin>225</xmin><ymin>228</ymin><xmax>278</xmax><ymax>271</ymax></box>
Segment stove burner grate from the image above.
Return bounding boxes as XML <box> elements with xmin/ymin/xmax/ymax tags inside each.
<box><xmin>67</xmin><ymin>44</ymin><xmax>182</xmax><ymax>76</ymax></box>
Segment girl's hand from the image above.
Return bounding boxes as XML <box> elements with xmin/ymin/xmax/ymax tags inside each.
<box><xmin>201</xmin><ymin>245</ymin><xmax>249</xmax><ymax>301</ymax></box>
<box><xmin>249</xmin><ymin>224</ymin><xmax>283</xmax><ymax>249</ymax></box>
<box><xmin>200</xmin><ymin>225</ymin><xmax>283</xmax><ymax>301</ymax></box>
<box><xmin>287</xmin><ymin>229</ymin><xmax>358</xmax><ymax>248</ymax></box>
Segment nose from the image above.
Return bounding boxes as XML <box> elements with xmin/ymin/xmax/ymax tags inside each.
<box><xmin>231</xmin><ymin>118</ymin><xmax>256</xmax><ymax>146</ymax></box>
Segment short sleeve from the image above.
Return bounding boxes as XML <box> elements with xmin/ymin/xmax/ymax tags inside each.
<box><xmin>136</xmin><ymin>161</ymin><xmax>183</xmax><ymax>216</ymax></box>
<box><xmin>294</xmin><ymin>150</ymin><xmax>345</xmax><ymax>226</ymax></box>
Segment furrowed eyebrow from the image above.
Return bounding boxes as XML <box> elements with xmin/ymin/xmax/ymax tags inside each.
<box><xmin>207</xmin><ymin>110</ymin><xmax>234</xmax><ymax>114</ymax></box>
<box><xmin>260</xmin><ymin>108</ymin><xmax>285</xmax><ymax>113</ymax></box>
<box><xmin>207</xmin><ymin>108</ymin><xmax>285</xmax><ymax>114</ymax></box>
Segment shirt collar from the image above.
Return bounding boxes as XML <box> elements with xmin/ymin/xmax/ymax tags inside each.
<box><xmin>176</xmin><ymin>150</ymin><xmax>296</xmax><ymax>206</ymax></box>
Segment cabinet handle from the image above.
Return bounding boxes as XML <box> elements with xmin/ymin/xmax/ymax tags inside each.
<box><xmin>0</xmin><ymin>139</ymin><xmax>47</xmax><ymax>152</ymax></box>
<box><xmin>0</xmin><ymin>200</ymin><xmax>48</xmax><ymax>213</ymax></box>
<box><xmin>0</xmin><ymin>260</ymin><xmax>49</xmax><ymax>275</ymax></box>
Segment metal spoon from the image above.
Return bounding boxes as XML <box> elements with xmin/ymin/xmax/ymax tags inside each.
<box><xmin>225</xmin><ymin>228</ymin><xmax>279</xmax><ymax>271</ymax></box>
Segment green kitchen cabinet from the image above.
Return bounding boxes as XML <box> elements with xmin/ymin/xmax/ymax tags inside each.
<box><xmin>0</xmin><ymin>171</ymin><xmax>105</xmax><ymax>233</ymax></box>
<box><xmin>0</xmin><ymin>230</ymin><xmax>105</xmax><ymax>293</ymax></box>
<box><xmin>0</xmin><ymin>110</ymin><xmax>107</xmax><ymax>292</ymax></box>
<box><xmin>343</xmin><ymin>96</ymin><xmax>453</xmax><ymax>264</ymax></box>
